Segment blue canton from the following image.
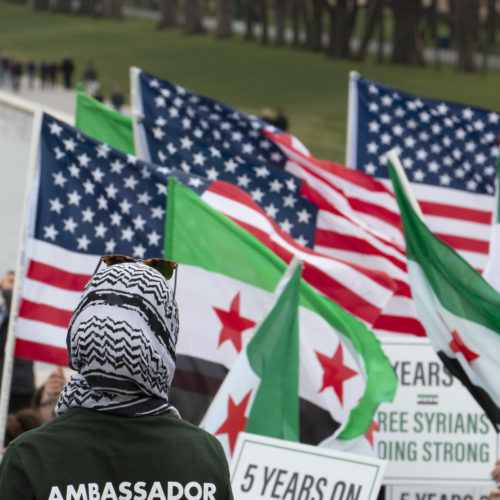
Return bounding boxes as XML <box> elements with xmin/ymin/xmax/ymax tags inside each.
<box><xmin>37</xmin><ymin>114</ymin><xmax>209</xmax><ymax>258</ymax></box>
<box><xmin>138</xmin><ymin>70</ymin><xmax>287</xmax><ymax>168</ymax></box>
<box><xmin>355</xmin><ymin>77</ymin><xmax>500</xmax><ymax>195</ymax></box>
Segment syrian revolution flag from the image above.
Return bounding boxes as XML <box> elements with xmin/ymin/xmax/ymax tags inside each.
<box><xmin>388</xmin><ymin>150</ymin><xmax>500</xmax><ymax>431</ymax></box>
<box><xmin>165</xmin><ymin>177</ymin><xmax>397</xmax><ymax>448</ymax></box>
<box><xmin>483</xmin><ymin>159</ymin><xmax>500</xmax><ymax>292</ymax></box>
<box><xmin>201</xmin><ymin>258</ymin><xmax>302</xmax><ymax>458</ymax></box>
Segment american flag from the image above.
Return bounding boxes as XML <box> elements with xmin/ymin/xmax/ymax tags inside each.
<box><xmin>15</xmin><ymin>113</ymin><xmax>394</xmax><ymax>365</ymax></box>
<box><xmin>131</xmin><ymin>68</ymin><xmax>424</xmax><ymax>337</ymax></box>
<box><xmin>133</xmin><ymin>117</ymin><xmax>318</xmax><ymax>248</ymax></box>
<box><xmin>133</xmin><ymin>68</ymin><xmax>288</xmax><ymax>169</ymax></box>
<box><xmin>348</xmin><ymin>74</ymin><xmax>500</xmax><ymax>273</ymax></box>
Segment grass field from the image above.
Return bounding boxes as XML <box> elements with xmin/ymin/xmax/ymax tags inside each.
<box><xmin>1</xmin><ymin>2</ymin><xmax>500</xmax><ymax>163</ymax></box>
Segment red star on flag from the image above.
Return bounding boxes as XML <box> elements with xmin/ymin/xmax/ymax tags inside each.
<box><xmin>449</xmin><ymin>329</ymin><xmax>479</xmax><ymax>364</ymax></box>
<box><xmin>316</xmin><ymin>344</ymin><xmax>358</xmax><ymax>405</ymax></box>
<box><xmin>215</xmin><ymin>390</ymin><xmax>253</xmax><ymax>455</ymax></box>
<box><xmin>213</xmin><ymin>293</ymin><xmax>256</xmax><ymax>352</ymax></box>
<box><xmin>364</xmin><ymin>420</ymin><xmax>379</xmax><ymax>448</ymax></box>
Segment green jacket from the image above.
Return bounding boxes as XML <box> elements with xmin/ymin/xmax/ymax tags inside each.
<box><xmin>0</xmin><ymin>407</ymin><xmax>234</xmax><ymax>500</ymax></box>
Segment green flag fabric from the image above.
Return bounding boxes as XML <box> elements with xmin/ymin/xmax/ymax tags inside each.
<box><xmin>75</xmin><ymin>87</ymin><xmax>135</xmax><ymax>155</ymax></box>
<box><xmin>165</xmin><ymin>177</ymin><xmax>397</xmax><ymax>444</ymax></box>
<box><xmin>388</xmin><ymin>151</ymin><xmax>500</xmax><ymax>431</ymax></box>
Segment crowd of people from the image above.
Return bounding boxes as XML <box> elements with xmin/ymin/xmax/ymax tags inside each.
<box><xmin>0</xmin><ymin>51</ymin><xmax>75</xmax><ymax>91</ymax></box>
<box><xmin>0</xmin><ymin>52</ymin><xmax>126</xmax><ymax>111</ymax></box>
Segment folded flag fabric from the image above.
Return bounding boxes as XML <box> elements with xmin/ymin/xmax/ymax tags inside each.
<box><xmin>201</xmin><ymin>258</ymin><xmax>302</xmax><ymax>458</ymax></box>
<box><xmin>75</xmin><ymin>86</ymin><xmax>135</xmax><ymax>155</ymax></box>
<box><xmin>348</xmin><ymin>73</ymin><xmax>500</xmax><ymax>273</ymax></box>
<box><xmin>388</xmin><ymin>150</ymin><xmax>500</xmax><ymax>431</ymax></box>
<box><xmin>165</xmin><ymin>176</ymin><xmax>397</xmax><ymax>445</ymax></box>
<box><xmin>483</xmin><ymin>159</ymin><xmax>500</xmax><ymax>291</ymax></box>
<box><xmin>130</xmin><ymin>67</ymin><xmax>424</xmax><ymax>338</ymax></box>
<box><xmin>75</xmin><ymin>79</ymin><xmax>396</xmax><ymax>327</ymax></box>
<box><xmin>15</xmin><ymin>111</ymin><xmax>392</xmax><ymax>367</ymax></box>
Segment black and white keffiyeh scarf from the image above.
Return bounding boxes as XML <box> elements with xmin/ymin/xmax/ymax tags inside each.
<box><xmin>56</xmin><ymin>262</ymin><xmax>180</xmax><ymax>417</ymax></box>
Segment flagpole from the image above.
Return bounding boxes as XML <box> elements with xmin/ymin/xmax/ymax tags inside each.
<box><xmin>129</xmin><ymin>66</ymin><xmax>150</xmax><ymax>162</ymax></box>
<box><xmin>386</xmin><ymin>149</ymin><xmax>425</xmax><ymax>221</ymax></box>
<box><xmin>345</xmin><ymin>71</ymin><xmax>360</xmax><ymax>168</ymax></box>
<box><xmin>0</xmin><ymin>109</ymin><xmax>44</xmax><ymax>453</ymax></box>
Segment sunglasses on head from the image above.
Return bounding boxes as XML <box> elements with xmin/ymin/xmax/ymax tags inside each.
<box><xmin>94</xmin><ymin>255</ymin><xmax>178</xmax><ymax>297</ymax></box>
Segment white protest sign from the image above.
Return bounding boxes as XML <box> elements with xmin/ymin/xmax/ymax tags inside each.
<box><xmin>386</xmin><ymin>483</ymin><xmax>494</xmax><ymax>500</ymax></box>
<box><xmin>378</xmin><ymin>338</ymin><xmax>499</xmax><ymax>484</ymax></box>
<box><xmin>230</xmin><ymin>432</ymin><xmax>386</xmax><ymax>500</ymax></box>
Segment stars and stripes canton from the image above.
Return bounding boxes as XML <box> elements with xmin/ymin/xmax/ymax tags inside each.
<box><xmin>138</xmin><ymin>118</ymin><xmax>318</xmax><ymax>248</ymax></box>
<box><xmin>38</xmin><ymin>114</ymin><xmax>171</xmax><ymax>259</ymax></box>
<box><xmin>138</xmin><ymin>70</ymin><xmax>287</xmax><ymax>168</ymax></box>
<box><xmin>355</xmin><ymin>77</ymin><xmax>500</xmax><ymax>195</ymax></box>
<box><xmin>17</xmin><ymin>113</ymin><xmax>217</xmax><ymax>365</ymax></box>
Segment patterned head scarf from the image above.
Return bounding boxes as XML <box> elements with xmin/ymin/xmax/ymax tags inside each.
<box><xmin>56</xmin><ymin>262</ymin><xmax>179</xmax><ymax>417</ymax></box>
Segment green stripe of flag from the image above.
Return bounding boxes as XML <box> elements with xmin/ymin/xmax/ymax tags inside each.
<box><xmin>75</xmin><ymin>86</ymin><xmax>135</xmax><ymax>155</ymax></box>
<box><xmin>388</xmin><ymin>155</ymin><xmax>500</xmax><ymax>334</ymax></box>
<box><xmin>245</xmin><ymin>259</ymin><xmax>301</xmax><ymax>442</ymax></box>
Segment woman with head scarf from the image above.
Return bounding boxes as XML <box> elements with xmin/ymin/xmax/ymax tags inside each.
<box><xmin>0</xmin><ymin>258</ymin><xmax>233</xmax><ymax>500</ymax></box>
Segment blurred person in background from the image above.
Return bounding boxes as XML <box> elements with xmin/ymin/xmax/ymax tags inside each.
<box><xmin>31</xmin><ymin>367</ymin><xmax>66</xmax><ymax>423</ymax></box>
<box><xmin>3</xmin><ymin>408</ymin><xmax>42</xmax><ymax>452</ymax></box>
<box><xmin>60</xmin><ymin>53</ymin><xmax>74</xmax><ymax>90</ymax></box>
<box><xmin>47</xmin><ymin>61</ymin><xmax>57</xmax><ymax>88</ymax></box>
<box><xmin>26</xmin><ymin>60</ymin><xmax>36</xmax><ymax>90</ymax></box>
<box><xmin>0</xmin><ymin>51</ymin><xmax>9</xmax><ymax>87</ymax></box>
<box><xmin>10</xmin><ymin>59</ymin><xmax>22</xmax><ymax>92</ymax></box>
<box><xmin>0</xmin><ymin>271</ymin><xmax>35</xmax><ymax>413</ymax></box>
<box><xmin>110</xmin><ymin>83</ymin><xmax>125</xmax><ymax>112</ymax></box>
<box><xmin>39</xmin><ymin>60</ymin><xmax>48</xmax><ymax>89</ymax></box>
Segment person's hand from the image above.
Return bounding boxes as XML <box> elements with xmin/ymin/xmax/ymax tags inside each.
<box><xmin>42</xmin><ymin>366</ymin><xmax>66</xmax><ymax>402</ymax></box>
<box><xmin>489</xmin><ymin>489</ymin><xmax>500</xmax><ymax>500</ymax></box>
<box><xmin>492</xmin><ymin>459</ymin><xmax>500</xmax><ymax>483</ymax></box>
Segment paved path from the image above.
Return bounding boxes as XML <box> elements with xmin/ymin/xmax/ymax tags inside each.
<box><xmin>0</xmin><ymin>77</ymin><xmax>131</xmax><ymax>119</ymax></box>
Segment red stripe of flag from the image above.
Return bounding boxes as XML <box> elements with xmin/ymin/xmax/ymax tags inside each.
<box><xmin>15</xmin><ymin>338</ymin><xmax>68</xmax><ymax>366</ymax></box>
<box><xmin>27</xmin><ymin>260</ymin><xmax>91</xmax><ymax>291</ymax></box>
<box><xmin>299</xmin><ymin>174</ymin><xmax>402</xmax><ymax>231</ymax></box>
<box><xmin>314</xmin><ymin>228</ymin><xmax>407</xmax><ymax>273</ymax></box>
<box><xmin>231</xmin><ymin>217</ymin><xmax>384</xmax><ymax>325</ymax></box>
<box><xmin>435</xmin><ymin>233</ymin><xmax>490</xmax><ymax>254</ymax></box>
<box><xmin>373</xmin><ymin>315</ymin><xmax>427</xmax><ymax>337</ymax></box>
<box><xmin>19</xmin><ymin>299</ymin><xmax>73</xmax><ymax>328</ymax></box>
<box><xmin>420</xmin><ymin>201</ymin><xmax>492</xmax><ymax>225</ymax></box>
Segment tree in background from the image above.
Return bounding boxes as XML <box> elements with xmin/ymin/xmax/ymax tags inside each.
<box><xmin>304</xmin><ymin>0</ymin><xmax>323</xmax><ymax>51</ymax></box>
<box><xmin>274</xmin><ymin>0</ymin><xmax>288</xmax><ymax>47</ymax></box>
<box><xmin>325</xmin><ymin>0</ymin><xmax>358</xmax><ymax>59</ymax></box>
<box><xmin>451</xmin><ymin>0</ymin><xmax>478</xmax><ymax>72</ymax></box>
<box><xmin>158</xmin><ymin>0</ymin><xmax>179</xmax><ymax>29</ymax></box>
<box><xmin>242</xmin><ymin>0</ymin><xmax>256</xmax><ymax>41</ymax></box>
<box><xmin>33</xmin><ymin>0</ymin><xmax>49</xmax><ymax>9</ymax></box>
<box><xmin>259</xmin><ymin>0</ymin><xmax>270</xmax><ymax>45</ymax></box>
<box><xmin>215</xmin><ymin>0</ymin><xmax>235</xmax><ymax>38</ymax></box>
<box><xmin>390</xmin><ymin>0</ymin><xmax>425</xmax><ymax>65</ymax></box>
<box><xmin>102</xmin><ymin>0</ymin><xmax>123</xmax><ymax>19</ymax></box>
<box><xmin>356</xmin><ymin>0</ymin><xmax>384</xmax><ymax>61</ymax></box>
<box><xmin>184</xmin><ymin>0</ymin><xmax>204</xmax><ymax>34</ymax></box>
<box><xmin>51</xmin><ymin>0</ymin><xmax>72</xmax><ymax>13</ymax></box>
<box><xmin>290</xmin><ymin>0</ymin><xmax>304</xmax><ymax>48</ymax></box>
